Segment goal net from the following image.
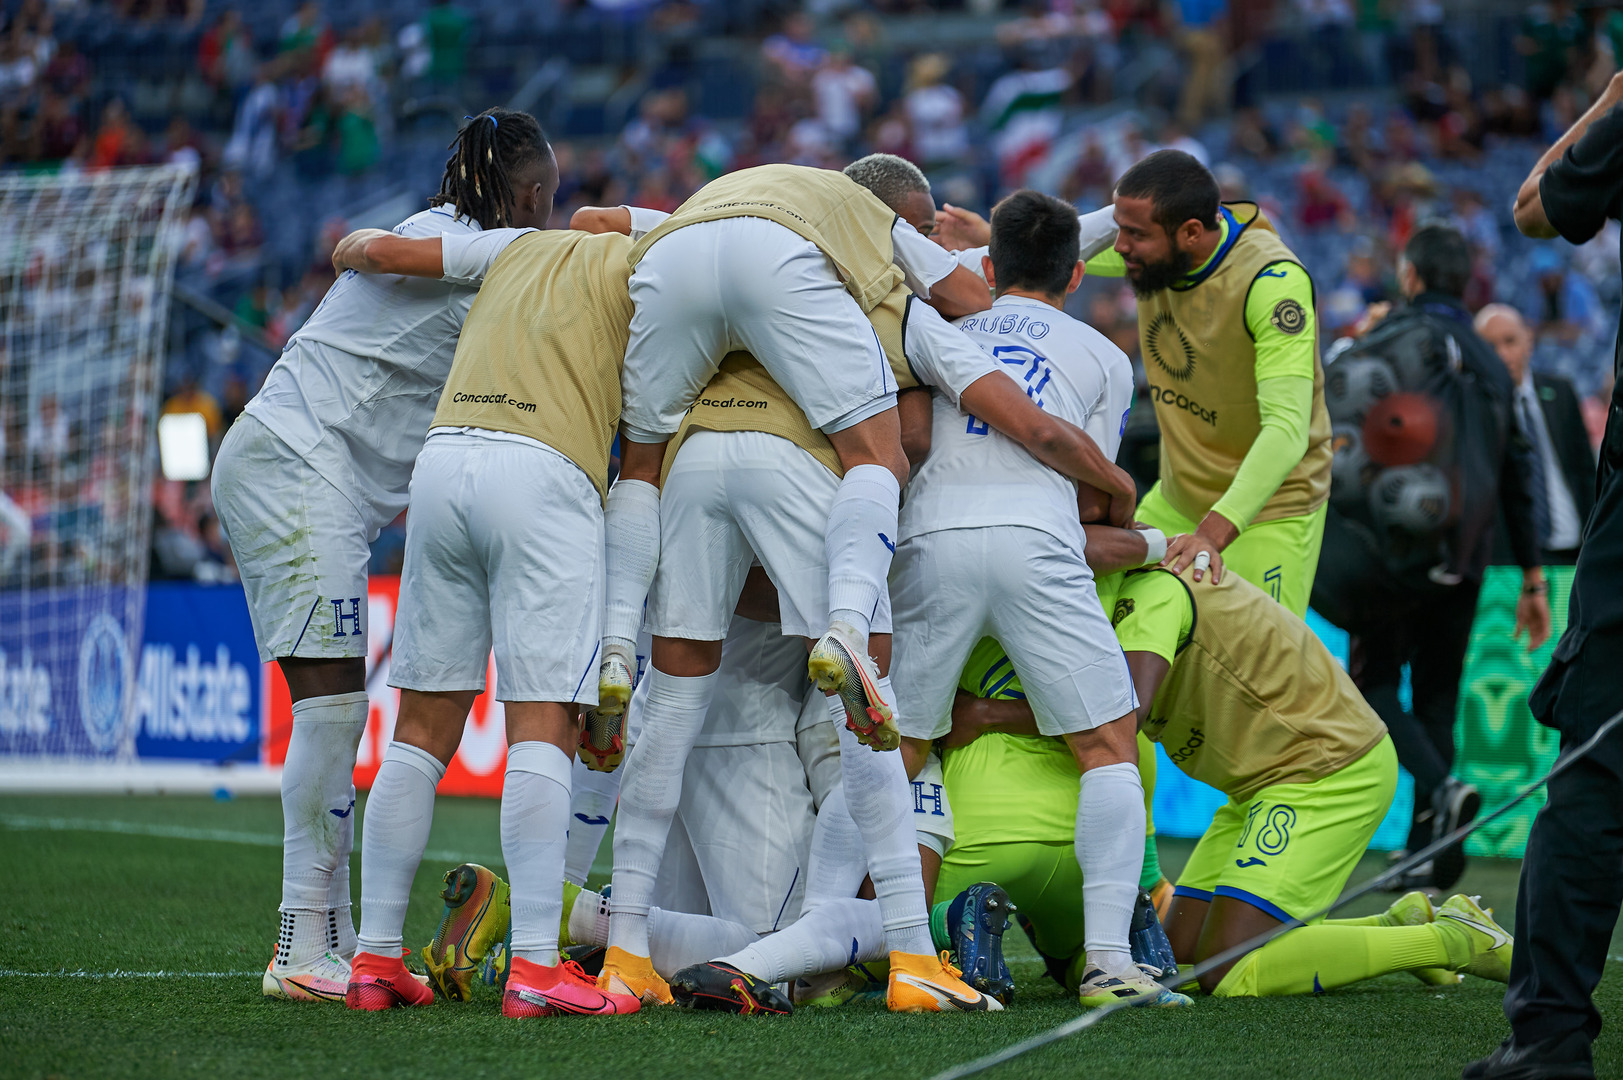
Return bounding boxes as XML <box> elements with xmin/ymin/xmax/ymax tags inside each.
<box><xmin>0</xmin><ymin>164</ymin><xmax>196</xmax><ymax>762</ymax></box>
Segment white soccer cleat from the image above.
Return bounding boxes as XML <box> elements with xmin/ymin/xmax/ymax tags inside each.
<box><xmin>808</xmin><ymin>621</ymin><xmax>898</xmax><ymax>751</ymax></box>
<box><xmin>263</xmin><ymin>950</ymin><xmax>352</xmax><ymax>1003</ymax></box>
<box><xmin>1076</xmin><ymin>963</ymin><xmax>1193</xmax><ymax>1008</ymax></box>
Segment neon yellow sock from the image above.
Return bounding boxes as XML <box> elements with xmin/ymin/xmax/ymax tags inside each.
<box><xmin>1325</xmin><ymin>913</ymin><xmax>1392</xmax><ymax>927</ymax></box>
<box><xmin>1211</xmin><ymin>922</ymin><xmax>1469</xmax><ymax>997</ymax></box>
<box><xmin>1136</xmin><ymin>733</ymin><xmax>1162</xmax><ymax>891</ymax></box>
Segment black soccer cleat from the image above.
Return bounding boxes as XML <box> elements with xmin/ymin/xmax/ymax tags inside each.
<box><xmin>1130</xmin><ymin>888</ymin><xmax>1179</xmax><ymax>978</ymax></box>
<box><xmin>670</xmin><ymin>961</ymin><xmax>794</xmax><ymax>1016</ymax></box>
<box><xmin>952</xmin><ymin>881</ymin><xmax>1016</xmax><ymax>1005</ymax></box>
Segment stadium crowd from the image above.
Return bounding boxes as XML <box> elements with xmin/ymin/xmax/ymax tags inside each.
<box><xmin>1</xmin><ymin>0</ymin><xmax>1615</xmax><ymax>583</ymax></box>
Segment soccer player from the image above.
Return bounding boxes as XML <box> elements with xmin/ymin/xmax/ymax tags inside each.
<box><xmin>888</xmin><ymin>189</ymin><xmax>1187</xmax><ymax>1009</ymax></box>
<box><xmin>1103</xmin><ymin>150</ymin><xmax>1332</xmax><ymax>616</ymax></box>
<box><xmin>945</xmin><ymin>528</ymin><xmax>1517</xmax><ymax>999</ymax></box>
<box><xmin>327</xmin><ymin>209</ymin><xmax>642</xmax><ymax>1018</ymax></box>
<box><xmin>581</xmin><ymin>160</ymin><xmax>1135</xmax><ymax>1012</ymax></box>
<box><xmin>209</xmin><ymin>108</ymin><xmax>556</xmax><ymax>1003</ymax></box>
<box><xmin>595</xmin><ymin>160</ymin><xmax>1137</xmax><ymax>762</ymax></box>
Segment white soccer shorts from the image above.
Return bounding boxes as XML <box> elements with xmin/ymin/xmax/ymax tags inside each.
<box><xmin>389</xmin><ymin>430</ymin><xmax>604</xmax><ymax>704</ymax></box>
<box><xmin>212</xmin><ymin>415</ymin><xmax>375</xmax><ymax>664</ymax></box>
<box><xmin>890</xmin><ymin>525</ymin><xmax>1137</xmax><ymax>742</ymax></box>
<box><xmin>649</xmin><ymin>429</ymin><xmax>893</xmax><ymax>641</ymax></box>
<box><xmin>620</xmin><ymin>216</ymin><xmax>896</xmax><ymax>443</ymax></box>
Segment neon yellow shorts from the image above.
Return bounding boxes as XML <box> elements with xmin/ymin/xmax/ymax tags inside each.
<box><xmin>1134</xmin><ymin>484</ymin><xmax>1327</xmax><ymax>618</ymax></box>
<box><xmin>938</xmin><ymin>840</ymin><xmax>1083</xmax><ymax>965</ymax></box>
<box><xmin>1173</xmin><ymin>736</ymin><xmax>1397</xmax><ymax>923</ymax></box>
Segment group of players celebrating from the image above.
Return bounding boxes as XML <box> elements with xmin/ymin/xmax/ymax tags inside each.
<box><xmin>219</xmin><ymin>105</ymin><xmax>1517</xmax><ymax>1022</ymax></box>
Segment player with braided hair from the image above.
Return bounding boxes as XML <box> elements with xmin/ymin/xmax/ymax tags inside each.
<box><xmin>212</xmin><ymin>108</ymin><xmax>556</xmax><ymax>1005</ymax></box>
<box><xmin>429</xmin><ymin>107</ymin><xmax>551</xmax><ymax>230</ymax></box>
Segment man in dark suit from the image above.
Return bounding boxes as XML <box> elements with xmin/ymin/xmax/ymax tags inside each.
<box><xmin>1465</xmin><ymin>69</ymin><xmax>1623</xmax><ymax>1080</ymax></box>
<box><xmin>1479</xmin><ymin>303</ymin><xmax>1596</xmax><ymax>565</ymax></box>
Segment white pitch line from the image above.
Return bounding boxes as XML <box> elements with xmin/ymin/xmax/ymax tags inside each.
<box><xmin>0</xmin><ymin>814</ymin><xmax>500</xmax><ymax>866</ymax></box>
<box><xmin>0</xmin><ymin>969</ymin><xmax>263</xmax><ymax>979</ymax></box>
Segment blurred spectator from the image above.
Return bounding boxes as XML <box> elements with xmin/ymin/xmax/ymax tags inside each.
<box><xmin>1517</xmin><ymin>0</ymin><xmax>1585</xmax><ymax>102</ymax></box>
<box><xmin>762</xmin><ymin>12</ymin><xmax>826</xmax><ymax>89</ymax></box>
<box><xmin>1525</xmin><ymin>244</ymin><xmax>1608</xmax><ymax>352</ymax></box>
<box><xmin>1478</xmin><ymin>303</ymin><xmax>1593</xmax><ymax>565</ymax></box>
<box><xmin>422</xmin><ymin>0</ymin><xmax>468</xmax><ymax>88</ymax></box>
<box><xmin>161</xmin><ymin>374</ymin><xmax>224</xmax><ymax>441</ymax></box>
<box><xmin>198</xmin><ymin>9</ymin><xmax>256</xmax><ymax>97</ymax></box>
<box><xmin>27</xmin><ymin>394</ymin><xmax>69</xmax><ymax>467</ymax></box>
<box><xmin>1174</xmin><ymin>0</ymin><xmax>1229</xmax><ymax>129</ymax></box>
<box><xmin>812</xmin><ymin>45</ymin><xmax>875</xmax><ymax>150</ymax></box>
<box><xmin>903</xmin><ymin>54</ymin><xmax>967</xmax><ymax>168</ymax></box>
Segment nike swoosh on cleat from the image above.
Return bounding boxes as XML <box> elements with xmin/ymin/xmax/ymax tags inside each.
<box><xmin>548</xmin><ymin>992</ymin><xmax>627</xmax><ymax>1015</ymax></box>
<box><xmin>1446</xmin><ymin>913</ymin><xmax>1511</xmax><ymax>951</ymax></box>
<box><xmin>894</xmin><ymin>974</ymin><xmax>987</xmax><ymax>1011</ymax></box>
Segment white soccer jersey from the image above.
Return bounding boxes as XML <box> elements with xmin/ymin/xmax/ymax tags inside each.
<box><xmin>899</xmin><ymin>294</ymin><xmax>1133</xmax><ymax>545</ymax></box>
<box><xmin>243</xmin><ymin>203</ymin><xmax>486</xmax><ymax>529</ymax></box>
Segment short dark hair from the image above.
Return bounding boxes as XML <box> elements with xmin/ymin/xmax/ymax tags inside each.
<box><xmin>1114</xmin><ymin>149</ymin><xmax>1220</xmax><ymax>234</ymax></box>
<box><xmin>989</xmin><ymin>189</ymin><xmax>1080</xmax><ymax>297</ymax></box>
<box><xmin>1404</xmin><ymin>223</ymin><xmax>1472</xmax><ymax>299</ymax></box>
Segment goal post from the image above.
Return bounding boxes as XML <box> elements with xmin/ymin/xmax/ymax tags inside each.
<box><xmin>0</xmin><ymin>163</ymin><xmax>197</xmax><ymax>765</ymax></box>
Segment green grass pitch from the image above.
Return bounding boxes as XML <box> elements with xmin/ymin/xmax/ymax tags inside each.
<box><xmin>3</xmin><ymin>793</ymin><xmax>1620</xmax><ymax>1080</ymax></box>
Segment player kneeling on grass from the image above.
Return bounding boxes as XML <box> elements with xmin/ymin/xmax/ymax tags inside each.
<box><xmin>329</xmin><ymin>200</ymin><xmax>641</xmax><ymax>1018</ymax></box>
<box><xmin>951</xmin><ymin>525</ymin><xmax>1516</xmax><ymax>998</ymax></box>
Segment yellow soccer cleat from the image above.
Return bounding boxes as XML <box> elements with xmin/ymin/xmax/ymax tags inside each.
<box><xmin>597</xmin><ymin>946</ymin><xmax>673</xmax><ymax>1006</ymax></box>
<box><xmin>886</xmin><ymin>951</ymin><xmax>1003</xmax><ymax>1013</ymax></box>
<box><xmin>1437</xmin><ymin>894</ymin><xmax>1513</xmax><ymax>983</ymax></box>
<box><xmin>597</xmin><ymin>651</ymin><xmax>635</xmax><ymax>719</ymax></box>
<box><xmin>808</xmin><ymin>621</ymin><xmax>898</xmax><ymax>751</ymax></box>
<box><xmin>1381</xmin><ymin>890</ymin><xmax>1461</xmax><ymax>987</ymax></box>
<box><xmin>423</xmin><ymin>864</ymin><xmax>511</xmax><ymax>1002</ymax></box>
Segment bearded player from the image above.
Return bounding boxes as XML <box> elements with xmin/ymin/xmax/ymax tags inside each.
<box><xmin>210</xmin><ymin>109</ymin><xmax>556</xmax><ymax>1004</ymax></box>
<box><xmin>888</xmin><ymin>190</ymin><xmax>1189</xmax><ymax>1009</ymax></box>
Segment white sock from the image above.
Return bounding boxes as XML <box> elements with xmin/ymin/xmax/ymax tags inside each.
<box><xmin>568</xmin><ymin>887</ymin><xmax>614</xmax><ymax>948</ymax></box>
<box><xmin>503</xmin><ymin>741</ymin><xmax>573</xmax><ymax>968</ymax></box>
<box><xmin>564</xmin><ymin>757</ymin><xmax>623</xmax><ymax>886</ymax></box>
<box><xmin>602</xmin><ymin>479</ymin><xmax>661</xmax><ymax>653</ymax></box>
<box><xmin>607</xmin><ymin>668</ymin><xmax>716</xmax><ymax>956</ymax></box>
<box><xmin>355</xmin><ymin>741</ymin><xmax>445</xmax><ymax>960</ymax></box>
<box><xmin>834</xmin><ymin>711</ymin><xmax>932</xmax><ymax>956</ymax></box>
<box><xmin>803</xmin><ymin>784</ymin><xmax>869</xmax><ymax>908</ymax></box>
<box><xmin>718</xmin><ymin>898</ymin><xmax>886</xmax><ymax>983</ymax></box>
<box><xmin>824</xmin><ymin>464</ymin><xmax>899</xmax><ymax>644</ymax></box>
<box><xmin>277</xmin><ymin>691</ymin><xmax>368</xmax><ymax>964</ymax></box>
<box><xmin>1078</xmin><ymin>760</ymin><xmax>1145</xmax><ymax>974</ymax></box>
<box><xmin>648</xmin><ymin>907</ymin><xmax>761</xmax><ymax>979</ymax></box>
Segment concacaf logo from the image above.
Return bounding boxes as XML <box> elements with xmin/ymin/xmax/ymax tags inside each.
<box><xmin>1144</xmin><ymin>313</ymin><xmax>1196</xmax><ymax>381</ymax></box>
